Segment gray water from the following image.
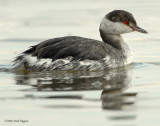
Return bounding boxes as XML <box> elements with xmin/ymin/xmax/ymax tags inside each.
<box><xmin>0</xmin><ymin>0</ymin><xmax>160</xmax><ymax>126</ymax></box>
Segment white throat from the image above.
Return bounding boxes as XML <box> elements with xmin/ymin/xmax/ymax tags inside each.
<box><xmin>99</xmin><ymin>18</ymin><xmax>133</xmax><ymax>64</ymax></box>
<box><xmin>100</xmin><ymin>18</ymin><xmax>132</xmax><ymax>34</ymax></box>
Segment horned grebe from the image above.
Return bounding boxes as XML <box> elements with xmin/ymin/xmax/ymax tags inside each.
<box><xmin>13</xmin><ymin>10</ymin><xmax>147</xmax><ymax>71</ymax></box>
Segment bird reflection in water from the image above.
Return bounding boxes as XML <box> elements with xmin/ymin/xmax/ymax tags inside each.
<box><xmin>15</xmin><ymin>64</ymin><xmax>137</xmax><ymax>110</ymax></box>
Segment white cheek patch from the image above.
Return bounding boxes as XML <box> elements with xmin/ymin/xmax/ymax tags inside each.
<box><xmin>100</xmin><ymin>18</ymin><xmax>133</xmax><ymax>34</ymax></box>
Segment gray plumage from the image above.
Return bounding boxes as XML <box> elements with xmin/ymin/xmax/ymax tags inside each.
<box><xmin>22</xmin><ymin>36</ymin><xmax>116</xmax><ymax>61</ymax></box>
<box><xmin>13</xmin><ymin>10</ymin><xmax>147</xmax><ymax>71</ymax></box>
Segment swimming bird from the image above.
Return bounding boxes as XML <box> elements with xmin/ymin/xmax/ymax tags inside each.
<box><xmin>14</xmin><ymin>10</ymin><xmax>147</xmax><ymax>71</ymax></box>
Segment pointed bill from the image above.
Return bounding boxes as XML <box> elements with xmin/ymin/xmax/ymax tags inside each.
<box><xmin>133</xmin><ymin>26</ymin><xmax>148</xmax><ymax>33</ymax></box>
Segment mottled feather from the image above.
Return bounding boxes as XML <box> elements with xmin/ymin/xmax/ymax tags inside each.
<box><xmin>23</xmin><ymin>36</ymin><xmax>108</xmax><ymax>61</ymax></box>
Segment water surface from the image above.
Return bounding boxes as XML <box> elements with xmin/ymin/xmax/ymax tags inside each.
<box><xmin>0</xmin><ymin>0</ymin><xmax>160</xmax><ymax>126</ymax></box>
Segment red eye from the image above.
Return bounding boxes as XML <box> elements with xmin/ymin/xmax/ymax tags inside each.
<box><xmin>123</xmin><ymin>21</ymin><xmax>128</xmax><ymax>25</ymax></box>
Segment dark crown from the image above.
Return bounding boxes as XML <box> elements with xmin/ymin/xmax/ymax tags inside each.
<box><xmin>106</xmin><ymin>10</ymin><xmax>137</xmax><ymax>26</ymax></box>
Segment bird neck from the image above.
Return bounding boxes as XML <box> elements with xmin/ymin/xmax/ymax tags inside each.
<box><xmin>100</xmin><ymin>29</ymin><xmax>124</xmax><ymax>50</ymax></box>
